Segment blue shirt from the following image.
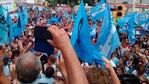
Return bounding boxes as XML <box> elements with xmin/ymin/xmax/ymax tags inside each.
<box><xmin>38</xmin><ymin>77</ymin><xmax>55</xmax><ymax>84</ymax></box>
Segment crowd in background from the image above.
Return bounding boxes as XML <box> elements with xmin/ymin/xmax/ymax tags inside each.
<box><xmin>0</xmin><ymin>6</ymin><xmax>149</xmax><ymax>84</ymax></box>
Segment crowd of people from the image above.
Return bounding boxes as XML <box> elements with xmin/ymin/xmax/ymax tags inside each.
<box><xmin>0</xmin><ymin>6</ymin><xmax>149</xmax><ymax>84</ymax></box>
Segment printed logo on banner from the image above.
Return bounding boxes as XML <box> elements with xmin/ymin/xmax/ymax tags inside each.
<box><xmin>0</xmin><ymin>14</ymin><xmax>6</xmax><ymax>24</ymax></box>
<box><xmin>108</xmin><ymin>37</ymin><xmax>113</xmax><ymax>46</ymax></box>
<box><xmin>140</xmin><ymin>14</ymin><xmax>149</xmax><ymax>20</ymax></box>
<box><xmin>22</xmin><ymin>14</ymin><xmax>25</xmax><ymax>20</ymax></box>
<box><xmin>91</xmin><ymin>3</ymin><xmax>106</xmax><ymax>17</ymax></box>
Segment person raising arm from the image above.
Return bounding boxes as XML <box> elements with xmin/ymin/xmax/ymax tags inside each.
<box><xmin>47</xmin><ymin>26</ymin><xmax>89</xmax><ymax>84</ymax></box>
<box><xmin>102</xmin><ymin>57</ymin><xmax>121</xmax><ymax>84</ymax></box>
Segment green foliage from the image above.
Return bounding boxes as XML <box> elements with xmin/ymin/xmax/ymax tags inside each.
<box><xmin>122</xmin><ymin>1</ymin><xmax>128</xmax><ymax>4</ymax></box>
<box><xmin>46</xmin><ymin>0</ymin><xmax>97</xmax><ymax>7</ymax></box>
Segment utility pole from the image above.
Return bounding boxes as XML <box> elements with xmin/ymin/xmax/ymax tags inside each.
<box><xmin>140</xmin><ymin>0</ymin><xmax>142</xmax><ymax>4</ymax></box>
<box><xmin>140</xmin><ymin>0</ymin><xmax>144</xmax><ymax>12</ymax></box>
<box><xmin>132</xmin><ymin>0</ymin><xmax>136</xmax><ymax>12</ymax></box>
<box><xmin>114</xmin><ymin>0</ymin><xmax>118</xmax><ymax>8</ymax></box>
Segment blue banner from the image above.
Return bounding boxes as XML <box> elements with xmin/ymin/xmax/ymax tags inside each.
<box><xmin>18</xmin><ymin>7</ymin><xmax>28</xmax><ymax>32</ymax></box>
<box><xmin>95</xmin><ymin>3</ymin><xmax>120</xmax><ymax>59</ymax></box>
<box><xmin>90</xmin><ymin>0</ymin><xmax>106</xmax><ymax>22</ymax></box>
<box><xmin>90</xmin><ymin>23</ymin><xmax>97</xmax><ymax>39</ymax></box>
<box><xmin>0</xmin><ymin>6</ymin><xmax>8</xmax><ymax>45</ymax></box>
<box><xmin>71</xmin><ymin>0</ymin><xmax>103</xmax><ymax>64</ymax></box>
<box><xmin>127</xmin><ymin>14</ymin><xmax>136</xmax><ymax>45</ymax></box>
<box><xmin>9</xmin><ymin>23</ymin><xmax>22</xmax><ymax>39</ymax></box>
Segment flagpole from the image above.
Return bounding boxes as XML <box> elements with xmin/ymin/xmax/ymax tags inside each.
<box><xmin>114</xmin><ymin>0</ymin><xmax>123</xmax><ymax>59</ymax></box>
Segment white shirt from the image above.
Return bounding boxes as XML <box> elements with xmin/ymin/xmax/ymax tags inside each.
<box><xmin>3</xmin><ymin>65</ymin><xmax>10</xmax><ymax>76</ymax></box>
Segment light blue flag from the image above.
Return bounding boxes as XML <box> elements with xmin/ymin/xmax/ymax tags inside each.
<box><xmin>143</xmin><ymin>19</ymin><xmax>149</xmax><ymax>31</ymax></box>
<box><xmin>144</xmin><ymin>23</ymin><xmax>149</xmax><ymax>31</ymax></box>
<box><xmin>34</xmin><ymin>13</ymin><xmax>40</xmax><ymax>25</ymax></box>
<box><xmin>90</xmin><ymin>0</ymin><xmax>106</xmax><ymax>22</ymax></box>
<box><xmin>95</xmin><ymin>3</ymin><xmax>120</xmax><ymax>59</ymax></box>
<box><xmin>127</xmin><ymin>14</ymin><xmax>136</xmax><ymax>45</ymax></box>
<box><xmin>137</xmin><ymin>18</ymin><xmax>149</xmax><ymax>27</ymax></box>
<box><xmin>9</xmin><ymin>10</ymin><xmax>23</xmax><ymax>40</ymax></box>
<box><xmin>0</xmin><ymin>6</ymin><xmax>8</xmax><ymax>46</ymax></box>
<box><xmin>6</xmin><ymin>12</ymin><xmax>11</xmax><ymax>26</ymax></box>
<box><xmin>90</xmin><ymin>23</ymin><xmax>97</xmax><ymax>39</ymax></box>
<box><xmin>117</xmin><ymin>17</ymin><xmax>129</xmax><ymax>29</ymax></box>
<box><xmin>48</xmin><ymin>17</ymin><xmax>61</xmax><ymax>24</ymax></box>
<box><xmin>117</xmin><ymin>13</ymin><xmax>137</xmax><ymax>45</ymax></box>
<box><xmin>18</xmin><ymin>7</ymin><xmax>28</xmax><ymax>32</ymax></box>
<box><xmin>119</xmin><ymin>22</ymin><xmax>128</xmax><ymax>33</ymax></box>
<box><xmin>34</xmin><ymin>7</ymin><xmax>39</xmax><ymax>12</ymax></box>
<box><xmin>42</xmin><ymin>7</ymin><xmax>46</xmax><ymax>11</ymax></box>
<box><xmin>117</xmin><ymin>18</ymin><xmax>125</xmax><ymax>28</ymax></box>
<box><xmin>9</xmin><ymin>23</ymin><xmax>22</xmax><ymax>39</ymax></box>
<box><xmin>5</xmin><ymin>9</ymin><xmax>13</xmax><ymax>43</ymax></box>
<box><xmin>136</xmin><ymin>12</ymin><xmax>149</xmax><ymax>26</ymax></box>
<box><xmin>117</xmin><ymin>12</ymin><xmax>135</xmax><ymax>30</ymax></box>
<box><xmin>71</xmin><ymin>13</ymin><xmax>75</xmax><ymax>22</ymax></box>
<box><xmin>63</xmin><ymin>9</ymin><xmax>69</xmax><ymax>19</ymax></box>
<box><xmin>117</xmin><ymin>16</ymin><xmax>129</xmax><ymax>33</ymax></box>
<box><xmin>63</xmin><ymin>9</ymin><xmax>71</xmax><ymax>23</ymax></box>
<box><xmin>71</xmin><ymin>0</ymin><xmax>103</xmax><ymax>64</ymax></box>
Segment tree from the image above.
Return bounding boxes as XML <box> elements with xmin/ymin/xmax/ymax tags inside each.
<box><xmin>122</xmin><ymin>1</ymin><xmax>128</xmax><ymax>4</ymax></box>
<box><xmin>82</xmin><ymin>0</ymin><xmax>96</xmax><ymax>6</ymax></box>
<box><xmin>46</xmin><ymin>0</ymin><xmax>58</xmax><ymax>8</ymax></box>
<box><xmin>46</xmin><ymin>0</ymin><xmax>97</xmax><ymax>7</ymax></box>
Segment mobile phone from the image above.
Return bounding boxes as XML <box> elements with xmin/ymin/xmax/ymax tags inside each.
<box><xmin>34</xmin><ymin>26</ymin><xmax>54</xmax><ymax>55</ymax></box>
<box><xmin>34</xmin><ymin>26</ymin><xmax>52</xmax><ymax>40</ymax></box>
<box><xmin>34</xmin><ymin>38</ymin><xmax>54</xmax><ymax>55</ymax></box>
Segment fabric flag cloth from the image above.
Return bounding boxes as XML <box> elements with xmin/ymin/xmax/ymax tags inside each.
<box><xmin>42</xmin><ymin>7</ymin><xmax>46</xmax><ymax>11</ymax></box>
<box><xmin>117</xmin><ymin>12</ymin><xmax>137</xmax><ymax>45</ymax></box>
<box><xmin>63</xmin><ymin>9</ymin><xmax>71</xmax><ymax>23</ymax></box>
<box><xmin>6</xmin><ymin>11</ymin><xmax>11</xmax><ymax>26</ymax></box>
<box><xmin>34</xmin><ymin>13</ymin><xmax>40</xmax><ymax>25</ymax></box>
<box><xmin>9</xmin><ymin>23</ymin><xmax>22</xmax><ymax>39</ymax></box>
<box><xmin>117</xmin><ymin>15</ymin><xmax>130</xmax><ymax>33</ymax></box>
<box><xmin>9</xmin><ymin>7</ymin><xmax>26</xmax><ymax>40</ymax></box>
<box><xmin>117</xmin><ymin>12</ymin><xmax>135</xmax><ymax>30</ymax></box>
<box><xmin>119</xmin><ymin>22</ymin><xmax>128</xmax><ymax>33</ymax></box>
<box><xmin>136</xmin><ymin>12</ymin><xmax>149</xmax><ymax>26</ymax></box>
<box><xmin>117</xmin><ymin>17</ymin><xmax>129</xmax><ymax>29</ymax></box>
<box><xmin>63</xmin><ymin>9</ymin><xmax>69</xmax><ymax>19</ymax></box>
<box><xmin>117</xmin><ymin>18</ymin><xmax>125</xmax><ymax>28</ymax></box>
<box><xmin>71</xmin><ymin>0</ymin><xmax>103</xmax><ymax>64</ymax></box>
<box><xmin>9</xmin><ymin>7</ymin><xmax>25</xmax><ymax>40</ymax></box>
<box><xmin>90</xmin><ymin>0</ymin><xmax>106</xmax><ymax>22</ymax></box>
<box><xmin>90</xmin><ymin>23</ymin><xmax>97</xmax><ymax>39</ymax></box>
<box><xmin>18</xmin><ymin>7</ymin><xmax>28</xmax><ymax>32</ymax></box>
<box><xmin>127</xmin><ymin>14</ymin><xmax>136</xmax><ymax>46</ymax></box>
<box><xmin>48</xmin><ymin>17</ymin><xmax>61</xmax><ymax>24</ymax></box>
<box><xmin>144</xmin><ymin>23</ymin><xmax>149</xmax><ymax>31</ymax></box>
<box><xmin>137</xmin><ymin>18</ymin><xmax>149</xmax><ymax>27</ymax></box>
<box><xmin>143</xmin><ymin>19</ymin><xmax>149</xmax><ymax>31</ymax></box>
<box><xmin>71</xmin><ymin>13</ymin><xmax>75</xmax><ymax>22</ymax></box>
<box><xmin>0</xmin><ymin>6</ymin><xmax>8</xmax><ymax>46</ymax></box>
<box><xmin>94</xmin><ymin>2</ymin><xmax>120</xmax><ymax>59</ymax></box>
<box><xmin>34</xmin><ymin>7</ymin><xmax>39</xmax><ymax>12</ymax></box>
<box><xmin>6</xmin><ymin>10</ymin><xmax>12</xmax><ymax>43</ymax></box>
